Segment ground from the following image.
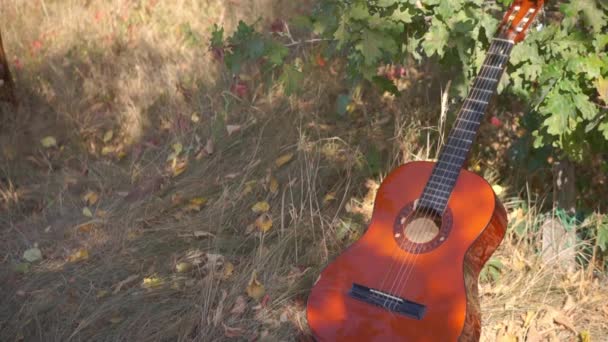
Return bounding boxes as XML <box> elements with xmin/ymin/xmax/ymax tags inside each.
<box><xmin>1</xmin><ymin>0</ymin><xmax>606</xmax><ymax>341</ymax></box>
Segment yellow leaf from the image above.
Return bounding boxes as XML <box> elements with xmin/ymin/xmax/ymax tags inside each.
<box><xmin>251</xmin><ymin>201</ymin><xmax>270</xmax><ymax>213</ymax></box>
<box><xmin>190</xmin><ymin>112</ymin><xmax>200</xmax><ymax>123</ymax></box>
<box><xmin>579</xmin><ymin>330</ymin><xmax>591</xmax><ymax>342</ymax></box>
<box><xmin>101</xmin><ymin>146</ymin><xmax>114</xmax><ymax>155</ymax></box>
<box><xmin>96</xmin><ymin>289</ymin><xmax>109</xmax><ymax>299</ymax></box>
<box><xmin>275</xmin><ymin>153</ymin><xmax>294</xmax><ymax>168</ymax></box>
<box><xmin>185</xmin><ymin>197</ymin><xmax>207</xmax><ymax>211</ymax></box>
<box><xmin>109</xmin><ymin>314</ymin><xmax>123</xmax><ymax>324</ymax></box>
<box><xmin>222</xmin><ymin>262</ymin><xmax>234</xmax><ymax>280</ymax></box>
<box><xmin>82</xmin><ymin>207</ymin><xmax>93</xmax><ymax>217</ymax></box>
<box><xmin>68</xmin><ymin>249</ymin><xmax>89</xmax><ymax>263</ymax></box>
<box><xmin>103</xmin><ymin>130</ymin><xmax>114</xmax><ymax>143</ymax></box>
<box><xmin>172</xmin><ymin>161</ymin><xmax>187</xmax><ymax>177</ymax></box>
<box><xmin>269</xmin><ymin>177</ymin><xmax>279</xmax><ymax>194</ymax></box>
<box><xmin>492</xmin><ymin>184</ymin><xmax>504</xmax><ymax>196</ymax></box>
<box><xmin>41</xmin><ymin>136</ymin><xmax>57</xmax><ymax>148</ymax></box>
<box><xmin>172</xmin><ymin>143</ymin><xmax>183</xmax><ymax>155</ymax></box>
<box><xmin>175</xmin><ymin>262</ymin><xmax>193</xmax><ymax>273</ymax></box>
<box><xmin>255</xmin><ymin>213</ymin><xmax>273</xmax><ymax>232</ymax></box>
<box><xmin>83</xmin><ymin>191</ymin><xmax>99</xmax><ymax>205</ymax></box>
<box><xmin>323</xmin><ymin>192</ymin><xmax>336</xmax><ymax>204</ymax></box>
<box><xmin>242</xmin><ymin>180</ymin><xmax>257</xmax><ymax>196</ymax></box>
<box><xmin>142</xmin><ymin>276</ymin><xmax>163</xmax><ymax>288</ymax></box>
<box><xmin>246</xmin><ymin>271</ymin><xmax>265</xmax><ymax>300</ymax></box>
<box><xmin>597</xmin><ymin>78</ymin><xmax>608</xmax><ymax>104</ymax></box>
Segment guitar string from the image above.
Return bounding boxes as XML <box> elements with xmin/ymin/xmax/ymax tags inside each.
<box><xmin>380</xmin><ymin>39</ymin><xmax>513</xmax><ymax>311</ymax></box>
<box><xmin>387</xmin><ymin>40</ymin><xmax>513</xmax><ymax>312</ymax></box>
<box><xmin>378</xmin><ymin>40</ymin><xmax>511</xmax><ymax>311</ymax></box>
<box><xmin>383</xmin><ymin>40</ymin><xmax>511</xmax><ymax>312</ymax></box>
<box><xmin>377</xmin><ymin>40</ymin><xmax>511</xmax><ymax>309</ymax></box>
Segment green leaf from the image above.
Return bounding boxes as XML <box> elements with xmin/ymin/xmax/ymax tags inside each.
<box><xmin>265</xmin><ymin>41</ymin><xmax>288</xmax><ymax>65</ymax></box>
<box><xmin>349</xmin><ymin>3</ymin><xmax>370</xmax><ymax>20</ymax></box>
<box><xmin>279</xmin><ymin>64</ymin><xmax>303</xmax><ymax>96</ymax></box>
<box><xmin>540</xmin><ymin>91</ymin><xmax>576</xmax><ymax>136</ymax></box>
<box><xmin>391</xmin><ymin>7</ymin><xmax>413</xmax><ymax>23</ymax></box>
<box><xmin>599</xmin><ymin>121</ymin><xmax>608</xmax><ymax>140</ymax></box>
<box><xmin>421</xmin><ymin>18</ymin><xmax>449</xmax><ymax>58</ymax></box>
<box><xmin>334</xmin><ymin>18</ymin><xmax>349</xmax><ymax>49</ymax></box>
<box><xmin>598</xmin><ymin>221</ymin><xmax>608</xmax><ymax>252</ymax></box>
<box><xmin>355</xmin><ymin>29</ymin><xmax>397</xmax><ymax>65</ymax></box>
<box><xmin>210</xmin><ymin>24</ymin><xmax>224</xmax><ymax>47</ymax></box>
<box><xmin>372</xmin><ymin>76</ymin><xmax>399</xmax><ymax>96</ymax></box>
<box><xmin>572</xmin><ymin>93</ymin><xmax>598</xmax><ymax>120</ymax></box>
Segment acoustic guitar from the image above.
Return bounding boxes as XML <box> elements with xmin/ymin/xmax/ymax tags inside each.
<box><xmin>306</xmin><ymin>1</ymin><xmax>544</xmax><ymax>341</ymax></box>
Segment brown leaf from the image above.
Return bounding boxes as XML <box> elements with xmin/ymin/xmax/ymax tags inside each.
<box><xmin>205</xmin><ymin>138</ymin><xmax>214</xmax><ymax>155</ymax></box>
<box><xmin>68</xmin><ymin>249</ymin><xmax>89</xmax><ymax>263</ymax></box>
<box><xmin>222</xmin><ymin>262</ymin><xmax>234</xmax><ymax>280</ymax></box>
<box><xmin>226</xmin><ymin>125</ymin><xmax>241</xmax><ymax>136</ymax></box>
<box><xmin>230</xmin><ymin>295</ymin><xmax>247</xmax><ymax>316</ymax></box>
<box><xmin>223</xmin><ymin>323</ymin><xmax>245</xmax><ymax>338</ymax></box>
<box><xmin>213</xmin><ymin>290</ymin><xmax>227</xmax><ymax>326</ymax></box>
<box><xmin>553</xmin><ymin>312</ymin><xmax>576</xmax><ymax>332</ymax></box>
<box><xmin>269</xmin><ymin>177</ymin><xmax>279</xmax><ymax>195</ymax></box>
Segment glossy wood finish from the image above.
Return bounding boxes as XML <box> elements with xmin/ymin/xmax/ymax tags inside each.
<box><xmin>306</xmin><ymin>161</ymin><xmax>507</xmax><ymax>341</ymax></box>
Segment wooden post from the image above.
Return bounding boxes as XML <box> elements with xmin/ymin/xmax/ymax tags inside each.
<box><xmin>0</xmin><ymin>28</ymin><xmax>17</xmax><ymax>105</ymax></box>
<box><xmin>541</xmin><ymin>159</ymin><xmax>577</xmax><ymax>271</ymax></box>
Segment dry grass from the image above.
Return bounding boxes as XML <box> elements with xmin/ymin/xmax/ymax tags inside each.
<box><xmin>1</xmin><ymin>0</ymin><xmax>606</xmax><ymax>341</ymax></box>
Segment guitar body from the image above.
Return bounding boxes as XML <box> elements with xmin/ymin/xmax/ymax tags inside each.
<box><xmin>306</xmin><ymin>161</ymin><xmax>507</xmax><ymax>341</ymax></box>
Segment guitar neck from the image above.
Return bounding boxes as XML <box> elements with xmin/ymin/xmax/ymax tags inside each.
<box><xmin>418</xmin><ymin>38</ymin><xmax>515</xmax><ymax>214</ymax></box>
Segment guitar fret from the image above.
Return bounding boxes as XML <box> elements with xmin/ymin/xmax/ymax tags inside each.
<box><xmin>478</xmin><ymin>76</ymin><xmax>498</xmax><ymax>82</ymax></box>
<box><xmin>453</xmin><ymin>126</ymin><xmax>474</xmax><ymax>134</ymax></box>
<box><xmin>467</xmin><ymin>98</ymin><xmax>488</xmax><ymax>105</ymax></box>
<box><xmin>440</xmin><ymin>159</ymin><xmax>462</xmax><ymax>168</ymax></box>
<box><xmin>472</xmin><ymin>88</ymin><xmax>494</xmax><ymax>94</ymax></box>
<box><xmin>436</xmin><ymin>167</ymin><xmax>460</xmax><ymax>177</ymax></box>
<box><xmin>459</xmin><ymin>118</ymin><xmax>479</xmax><ymax>124</ymax></box>
<box><xmin>426</xmin><ymin>186</ymin><xmax>451</xmax><ymax>196</ymax></box>
<box><xmin>483</xmin><ymin>64</ymin><xmax>503</xmax><ymax>70</ymax></box>
<box><xmin>461</xmin><ymin>108</ymin><xmax>483</xmax><ymax>116</ymax></box>
<box><xmin>452</xmin><ymin>136</ymin><xmax>472</xmax><ymax>144</ymax></box>
<box><xmin>427</xmin><ymin>179</ymin><xmax>452</xmax><ymax>189</ymax></box>
<box><xmin>492</xmin><ymin>37</ymin><xmax>515</xmax><ymax>44</ymax></box>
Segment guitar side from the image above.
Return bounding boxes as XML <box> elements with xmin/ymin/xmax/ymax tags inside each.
<box><xmin>306</xmin><ymin>161</ymin><xmax>507</xmax><ymax>341</ymax></box>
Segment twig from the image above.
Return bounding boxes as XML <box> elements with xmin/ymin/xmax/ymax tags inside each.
<box><xmin>285</xmin><ymin>38</ymin><xmax>333</xmax><ymax>47</ymax></box>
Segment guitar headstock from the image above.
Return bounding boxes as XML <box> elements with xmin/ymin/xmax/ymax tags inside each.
<box><xmin>497</xmin><ymin>0</ymin><xmax>545</xmax><ymax>43</ymax></box>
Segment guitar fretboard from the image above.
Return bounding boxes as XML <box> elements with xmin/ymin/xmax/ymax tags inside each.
<box><xmin>418</xmin><ymin>38</ymin><xmax>514</xmax><ymax>214</ymax></box>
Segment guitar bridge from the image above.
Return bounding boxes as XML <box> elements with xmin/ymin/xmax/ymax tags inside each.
<box><xmin>348</xmin><ymin>283</ymin><xmax>426</xmax><ymax>320</ymax></box>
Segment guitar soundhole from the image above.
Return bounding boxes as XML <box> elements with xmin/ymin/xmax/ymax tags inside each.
<box><xmin>393</xmin><ymin>203</ymin><xmax>452</xmax><ymax>254</ymax></box>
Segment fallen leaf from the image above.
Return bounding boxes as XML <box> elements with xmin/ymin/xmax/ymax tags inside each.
<box><xmin>553</xmin><ymin>312</ymin><xmax>576</xmax><ymax>332</ymax></box>
<box><xmin>23</xmin><ymin>247</ymin><xmax>42</xmax><ymax>262</ymax></box>
<box><xmin>222</xmin><ymin>262</ymin><xmax>234</xmax><ymax>280</ymax></box>
<box><xmin>323</xmin><ymin>192</ymin><xmax>336</xmax><ymax>204</ymax></box>
<box><xmin>40</xmin><ymin>136</ymin><xmax>57</xmax><ymax>148</ymax></box>
<box><xmin>113</xmin><ymin>274</ymin><xmax>139</xmax><ymax>294</ymax></box>
<box><xmin>142</xmin><ymin>276</ymin><xmax>163</xmax><ymax>289</ymax></box>
<box><xmin>242</xmin><ymin>180</ymin><xmax>257</xmax><ymax>196</ymax></box>
<box><xmin>175</xmin><ymin>262</ymin><xmax>193</xmax><ymax>273</ymax></box>
<box><xmin>190</xmin><ymin>112</ymin><xmax>200</xmax><ymax>123</ymax></box>
<box><xmin>579</xmin><ymin>330</ymin><xmax>591</xmax><ymax>342</ymax></box>
<box><xmin>96</xmin><ymin>209</ymin><xmax>108</xmax><ymax>218</ymax></box>
<box><xmin>68</xmin><ymin>249</ymin><xmax>90</xmax><ymax>262</ymax></box>
<box><xmin>226</xmin><ymin>125</ymin><xmax>241</xmax><ymax>136</ymax></box>
<box><xmin>172</xmin><ymin>142</ymin><xmax>183</xmax><ymax>155</ymax></box>
<box><xmin>103</xmin><ymin>130</ymin><xmax>114</xmax><ymax>143</ymax></box>
<box><xmin>596</xmin><ymin>78</ymin><xmax>608</xmax><ymax>104</ymax></box>
<box><xmin>492</xmin><ymin>184</ymin><xmax>504</xmax><ymax>196</ymax></box>
<box><xmin>275</xmin><ymin>153</ymin><xmax>294</xmax><ymax>168</ymax></box>
<box><xmin>109</xmin><ymin>314</ymin><xmax>123</xmax><ymax>324</ymax></box>
<box><xmin>251</xmin><ymin>201</ymin><xmax>270</xmax><ymax>213</ymax></box>
<box><xmin>82</xmin><ymin>207</ymin><xmax>93</xmax><ymax>217</ymax></box>
<box><xmin>223</xmin><ymin>323</ymin><xmax>245</xmax><ymax>338</ymax></box>
<box><xmin>96</xmin><ymin>289</ymin><xmax>109</xmax><ymax>299</ymax></box>
<box><xmin>269</xmin><ymin>177</ymin><xmax>279</xmax><ymax>194</ymax></box>
<box><xmin>193</xmin><ymin>230</ymin><xmax>215</xmax><ymax>238</ymax></box>
<box><xmin>255</xmin><ymin>213</ymin><xmax>273</xmax><ymax>232</ymax></box>
<box><xmin>246</xmin><ymin>271</ymin><xmax>265</xmax><ymax>300</ymax></box>
<box><xmin>205</xmin><ymin>138</ymin><xmax>214</xmax><ymax>155</ymax></box>
<box><xmin>14</xmin><ymin>262</ymin><xmax>30</xmax><ymax>273</ymax></box>
<box><xmin>230</xmin><ymin>295</ymin><xmax>247</xmax><ymax>316</ymax></box>
<box><xmin>185</xmin><ymin>197</ymin><xmax>207</xmax><ymax>211</ymax></box>
<box><xmin>83</xmin><ymin>191</ymin><xmax>99</xmax><ymax>205</ymax></box>
<box><xmin>172</xmin><ymin>160</ymin><xmax>188</xmax><ymax>177</ymax></box>
<box><xmin>101</xmin><ymin>146</ymin><xmax>114</xmax><ymax>155</ymax></box>
<box><xmin>213</xmin><ymin>290</ymin><xmax>227</xmax><ymax>326</ymax></box>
